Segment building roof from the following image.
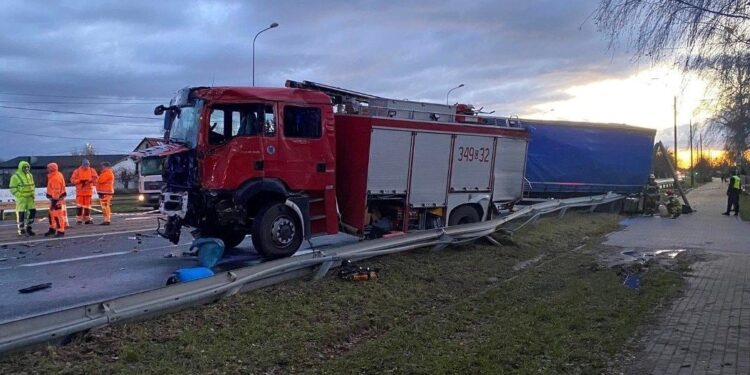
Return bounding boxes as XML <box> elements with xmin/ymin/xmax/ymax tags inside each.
<box><xmin>0</xmin><ymin>154</ymin><xmax>128</xmax><ymax>169</ymax></box>
<box><xmin>134</xmin><ymin>137</ymin><xmax>165</xmax><ymax>151</ymax></box>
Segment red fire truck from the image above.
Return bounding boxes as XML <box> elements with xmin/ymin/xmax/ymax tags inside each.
<box><xmin>151</xmin><ymin>81</ymin><xmax>528</xmax><ymax>259</ymax></box>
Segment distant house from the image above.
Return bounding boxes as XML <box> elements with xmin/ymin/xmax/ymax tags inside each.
<box><xmin>0</xmin><ymin>155</ymin><xmax>127</xmax><ymax>189</ymax></box>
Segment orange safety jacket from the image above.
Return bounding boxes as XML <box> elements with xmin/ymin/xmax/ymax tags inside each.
<box><xmin>71</xmin><ymin>166</ymin><xmax>98</xmax><ymax>196</ymax></box>
<box><xmin>96</xmin><ymin>168</ymin><xmax>115</xmax><ymax>195</ymax></box>
<box><xmin>46</xmin><ymin>164</ymin><xmax>67</xmax><ymax>201</ymax></box>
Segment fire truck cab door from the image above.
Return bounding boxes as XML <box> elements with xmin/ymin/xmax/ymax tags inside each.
<box><xmin>275</xmin><ymin>103</ymin><xmax>335</xmax><ymax>191</ymax></box>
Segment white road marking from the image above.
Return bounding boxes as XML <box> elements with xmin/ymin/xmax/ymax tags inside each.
<box><xmin>0</xmin><ymin>228</ymin><xmax>156</xmax><ymax>247</ymax></box>
<box><xmin>0</xmin><ymin>243</ymin><xmax>190</xmax><ymax>270</ymax></box>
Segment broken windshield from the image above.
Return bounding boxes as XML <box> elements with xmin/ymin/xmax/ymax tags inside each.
<box><xmin>167</xmin><ymin>99</ymin><xmax>204</xmax><ymax>148</ymax></box>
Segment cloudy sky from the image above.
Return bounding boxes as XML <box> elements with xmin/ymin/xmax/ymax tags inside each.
<box><xmin>0</xmin><ymin>0</ymin><xmax>713</xmax><ymax>160</ymax></box>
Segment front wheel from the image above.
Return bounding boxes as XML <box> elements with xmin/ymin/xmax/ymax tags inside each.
<box><xmin>252</xmin><ymin>202</ymin><xmax>302</xmax><ymax>259</ymax></box>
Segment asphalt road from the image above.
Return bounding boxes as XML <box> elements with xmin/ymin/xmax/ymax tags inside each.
<box><xmin>0</xmin><ymin>211</ymin><xmax>357</xmax><ymax>324</ymax></box>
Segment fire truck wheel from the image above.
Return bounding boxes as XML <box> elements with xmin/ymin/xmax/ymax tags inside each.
<box><xmin>252</xmin><ymin>202</ymin><xmax>302</xmax><ymax>259</ymax></box>
<box><xmin>448</xmin><ymin>205</ymin><xmax>481</xmax><ymax>226</ymax></box>
<box><xmin>217</xmin><ymin>230</ymin><xmax>247</xmax><ymax>250</ymax></box>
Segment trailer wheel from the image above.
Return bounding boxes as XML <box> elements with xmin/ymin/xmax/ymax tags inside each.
<box><xmin>448</xmin><ymin>205</ymin><xmax>481</xmax><ymax>226</ymax></box>
<box><xmin>252</xmin><ymin>203</ymin><xmax>302</xmax><ymax>259</ymax></box>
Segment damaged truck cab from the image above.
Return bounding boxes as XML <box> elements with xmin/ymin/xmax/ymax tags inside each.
<box><xmin>157</xmin><ymin>87</ymin><xmax>338</xmax><ymax>259</ymax></box>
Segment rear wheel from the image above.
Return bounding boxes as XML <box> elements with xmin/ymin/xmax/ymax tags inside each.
<box><xmin>252</xmin><ymin>202</ymin><xmax>302</xmax><ymax>259</ymax></box>
<box><xmin>448</xmin><ymin>205</ymin><xmax>481</xmax><ymax>226</ymax></box>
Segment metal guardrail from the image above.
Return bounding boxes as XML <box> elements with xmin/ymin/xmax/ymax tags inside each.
<box><xmin>0</xmin><ymin>192</ymin><xmax>624</xmax><ymax>354</ymax></box>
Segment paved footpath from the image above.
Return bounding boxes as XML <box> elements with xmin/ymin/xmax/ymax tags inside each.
<box><xmin>605</xmin><ymin>180</ymin><xmax>749</xmax><ymax>374</ymax></box>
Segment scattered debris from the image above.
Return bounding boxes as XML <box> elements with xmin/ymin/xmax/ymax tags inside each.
<box><xmin>92</xmin><ymin>250</ymin><xmax>103</xmax><ymax>254</ymax></box>
<box><xmin>18</xmin><ymin>250</ymin><xmax>26</xmax><ymax>255</ymax></box>
<box><xmin>119</xmin><ymin>267</ymin><xmax>125</xmax><ymax>271</ymax></box>
<box><xmin>68</xmin><ymin>275</ymin><xmax>76</xmax><ymax>279</ymax></box>
<box><xmin>0</xmin><ymin>257</ymin><xmax>8</xmax><ymax>262</ymax></box>
<box><xmin>486</xmin><ymin>277</ymin><xmax>499</xmax><ymax>283</ymax></box>
<box><xmin>513</xmin><ymin>254</ymin><xmax>545</xmax><ymax>272</ymax></box>
<box><xmin>338</xmin><ymin>260</ymin><xmax>379</xmax><ymax>281</ymax></box>
<box><xmin>18</xmin><ymin>282</ymin><xmax>52</xmax><ymax>294</ymax></box>
<box><xmin>623</xmin><ymin>274</ymin><xmax>641</xmax><ymax>290</ymax></box>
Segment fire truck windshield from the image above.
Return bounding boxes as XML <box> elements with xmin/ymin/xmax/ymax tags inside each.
<box><xmin>166</xmin><ymin>99</ymin><xmax>204</xmax><ymax>148</ymax></box>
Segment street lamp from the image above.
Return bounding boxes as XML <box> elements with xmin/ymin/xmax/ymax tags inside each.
<box><xmin>446</xmin><ymin>84</ymin><xmax>464</xmax><ymax>105</ymax></box>
<box><xmin>252</xmin><ymin>22</ymin><xmax>279</xmax><ymax>87</ymax></box>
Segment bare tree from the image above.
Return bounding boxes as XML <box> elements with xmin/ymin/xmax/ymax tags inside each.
<box><xmin>70</xmin><ymin>143</ymin><xmax>96</xmax><ymax>156</ymax></box>
<box><xmin>595</xmin><ymin>0</ymin><xmax>750</xmax><ymax>165</ymax></box>
<box><xmin>119</xmin><ymin>169</ymin><xmax>136</xmax><ymax>190</ymax></box>
<box><xmin>594</xmin><ymin>0</ymin><xmax>749</xmax><ymax>69</ymax></box>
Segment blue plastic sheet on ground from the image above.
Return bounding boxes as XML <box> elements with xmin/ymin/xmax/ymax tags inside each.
<box><xmin>191</xmin><ymin>237</ymin><xmax>225</xmax><ymax>268</ymax></box>
<box><xmin>173</xmin><ymin>267</ymin><xmax>215</xmax><ymax>283</ymax></box>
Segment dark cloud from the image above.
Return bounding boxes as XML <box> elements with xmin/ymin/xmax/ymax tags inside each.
<box><xmin>0</xmin><ymin>0</ymin><xmax>634</xmax><ymax>159</ymax></box>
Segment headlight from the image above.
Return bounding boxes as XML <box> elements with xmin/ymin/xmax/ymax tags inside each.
<box><xmin>138</xmin><ymin>194</ymin><xmax>145</xmax><ymax>202</ymax></box>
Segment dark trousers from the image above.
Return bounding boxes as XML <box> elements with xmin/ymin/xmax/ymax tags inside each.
<box><xmin>727</xmin><ymin>192</ymin><xmax>740</xmax><ymax>214</ymax></box>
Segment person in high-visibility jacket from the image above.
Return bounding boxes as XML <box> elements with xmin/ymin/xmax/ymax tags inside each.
<box><xmin>9</xmin><ymin>160</ymin><xmax>36</xmax><ymax>236</ymax></box>
<box><xmin>96</xmin><ymin>162</ymin><xmax>115</xmax><ymax>225</ymax></box>
<box><xmin>45</xmin><ymin>163</ymin><xmax>67</xmax><ymax>237</ymax></box>
<box><xmin>723</xmin><ymin>170</ymin><xmax>742</xmax><ymax>216</ymax></box>
<box><xmin>70</xmin><ymin>159</ymin><xmax>98</xmax><ymax>224</ymax></box>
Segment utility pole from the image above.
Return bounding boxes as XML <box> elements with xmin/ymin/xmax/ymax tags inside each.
<box><xmin>689</xmin><ymin>120</ymin><xmax>694</xmax><ymax>187</ymax></box>
<box><xmin>673</xmin><ymin>96</ymin><xmax>678</xmax><ymax>168</ymax></box>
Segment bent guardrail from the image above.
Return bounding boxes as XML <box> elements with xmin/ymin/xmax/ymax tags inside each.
<box><xmin>0</xmin><ymin>192</ymin><xmax>624</xmax><ymax>354</ymax></box>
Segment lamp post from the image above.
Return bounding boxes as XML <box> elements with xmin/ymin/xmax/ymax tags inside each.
<box><xmin>253</xmin><ymin>22</ymin><xmax>279</xmax><ymax>87</ymax></box>
<box><xmin>446</xmin><ymin>84</ymin><xmax>464</xmax><ymax>105</ymax></box>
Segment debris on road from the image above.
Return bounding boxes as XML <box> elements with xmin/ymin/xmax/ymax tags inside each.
<box><xmin>18</xmin><ymin>283</ymin><xmax>52</xmax><ymax>294</ymax></box>
<box><xmin>0</xmin><ymin>257</ymin><xmax>8</xmax><ymax>262</ymax></box>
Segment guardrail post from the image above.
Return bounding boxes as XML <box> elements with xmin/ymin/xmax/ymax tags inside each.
<box><xmin>588</xmin><ymin>204</ymin><xmax>598</xmax><ymax>213</ymax></box>
<box><xmin>483</xmin><ymin>236</ymin><xmax>501</xmax><ymax>246</ymax></box>
<box><xmin>313</xmin><ymin>259</ymin><xmax>336</xmax><ymax>281</ymax></box>
<box><xmin>558</xmin><ymin>207</ymin><xmax>568</xmax><ymax>218</ymax></box>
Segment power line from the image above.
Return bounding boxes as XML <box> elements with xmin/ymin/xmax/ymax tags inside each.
<box><xmin>0</xmin><ymin>100</ymin><xmax>158</xmax><ymax>105</ymax></box>
<box><xmin>0</xmin><ymin>115</ymin><xmax>157</xmax><ymax>128</ymax></box>
<box><xmin>0</xmin><ymin>105</ymin><xmax>161</xmax><ymax>120</ymax></box>
<box><xmin>0</xmin><ymin>91</ymin><xmax>167</xmax><ymax>101</ymax></box>
<box><xmin>0</xmin><ymin>128</ymin><xmax>152</xmax><ymax>141</ymax></box>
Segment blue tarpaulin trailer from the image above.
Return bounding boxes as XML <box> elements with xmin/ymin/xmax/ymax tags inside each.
<box><xmin>522</xmin><ymin>119</ymin><xmax>656</xmax><ymax>198</ymax></box>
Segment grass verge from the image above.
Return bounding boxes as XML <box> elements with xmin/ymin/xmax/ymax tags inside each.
<box><xmin>740</xmin><ymin>193</ymin><xmax>750</xmax><ymax>221</ymax></box>
<box><xmin>0</xmin><ymin>212</ymin><xmax>684</xmax><ymax>374</ymax></box>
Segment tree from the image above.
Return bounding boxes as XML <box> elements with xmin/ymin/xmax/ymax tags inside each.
<box><xmin>594</xmin><ymin>0</ymin><xmax>750</xmax><ymax>166</ymax></box>
<box><xmin>594</xmin><ymin>0</ymin><xmax>750</xmax><ymax>69</ymax></box>
<box><xmin>70</xmin><ymin>143</ymin><xmax>96</xmax><ymax>156</ymax></box>
<box><xmin>119</xmin><ymin>169</ymin><xmax>136</xmax><ymax>190</ymax></box>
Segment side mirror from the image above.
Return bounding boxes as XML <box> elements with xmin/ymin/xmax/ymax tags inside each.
<box><xmin>154</xmin><ymin>105</ymin><xmax>166</xmax><ymax>116</ymax></box>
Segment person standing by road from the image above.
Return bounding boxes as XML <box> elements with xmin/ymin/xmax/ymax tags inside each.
<box><xmin>45</xmin><ymin>163</ymin><xmax>66</xmax><ymax>237</ymax></box>
<box><xmin>643</xmin><ymin>174</ymin><xmax>660</xmax><ymax>216</ymax></box>
<box><xmin>723</xmin><ymin>170</ymin><xmax>742</xmax><ymax>216</ymax></box>
<box><xmin>71</xmin><ymin>159</ymin><xmax>98</xmax><ymax>224</ymax></box>
<box><xmin>9</xmin><ymin>160</ymin><xmax>36</xmax><ymax>236</ymax></box>
<box><xmin>96</xmin><ymin>162</ymin><xmax>115</xmax><ymax>225</ymax></box>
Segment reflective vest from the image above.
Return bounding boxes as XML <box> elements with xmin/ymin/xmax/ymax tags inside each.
<box><xmin>730</xmin><ymin>175</ymin><xmax>741</xmax><ymax>190</ymax></box>
<box><xmin>9</xmin><ymin>171</ymin><xmax>35</xmax><ymax>199</ymax></box>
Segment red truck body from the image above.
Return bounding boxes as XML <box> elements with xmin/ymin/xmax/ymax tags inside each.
<box><xmin>153</xmin><ymin>83</ymin><xmax>528</xmax><ymax>259</ymax></box>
